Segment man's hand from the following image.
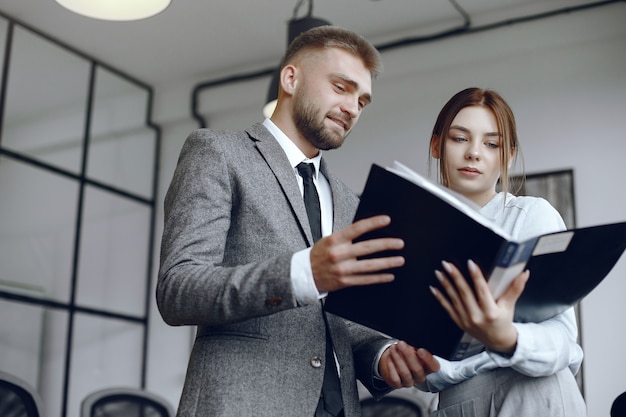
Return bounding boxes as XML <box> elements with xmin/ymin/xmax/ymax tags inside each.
<box><xmin>378</xmin><ymin>341</ymin><xmax>440</xmax><ymax>388</ymax></box>
<box><xmin>311</xmin><ymin>215</ymin><xmax>405</xmax><ymax>293</ymax></box>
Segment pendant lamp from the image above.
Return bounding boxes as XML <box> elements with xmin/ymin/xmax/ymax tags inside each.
<box><xmin>55</xmin><ymin>0</ymin><xmax>171</xmax><ymax>21</ymax></box>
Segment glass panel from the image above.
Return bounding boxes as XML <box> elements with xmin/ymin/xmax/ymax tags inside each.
<box><xmin>68</xmin><ymin>314</ymin><xmax>144</xmax><ymax>417</ymax></box>
<box><xmin>87</xmin><ymin>66</ymin><xmax>155</xmax><ymax>199</ymax></box>
<box><xmin>1</xmin><ymin>26</ymin><xmax>90</xmax><ymax>174</ymax></box>
<box><xmin>0</xmin><ymin>299</ymin><xmax>46</xmax><ymax>387</ymax></box>
<box><xmin>76</xmin><ymin>185</ymin><xmax>151</xmax><ymax>317</ymax></box>
<box><xmin>0</xmin><ymin>156</ymin><xmax>78</xmax><ymax>303</ymax></box>
<box><xmin>0</xmin><ymin>16</ymin><xmax>156</xmax><ymax>417</ymax></box>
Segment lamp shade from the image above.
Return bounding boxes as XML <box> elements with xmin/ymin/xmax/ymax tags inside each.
<box><xmin>263</xmin><ymin>16</ymin><xmax>331</xmax><ymax>117</ymax></box>
<box><xmin>55</xmin><ymin>0</ymin><xmax>171</xmax><ymax>21</ymax></box>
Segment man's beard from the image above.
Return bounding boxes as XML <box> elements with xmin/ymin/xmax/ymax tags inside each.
<box><xmin>293</xmin><ymin>94</ymin><xmax>350</xmax><ymax>151</ymax></box>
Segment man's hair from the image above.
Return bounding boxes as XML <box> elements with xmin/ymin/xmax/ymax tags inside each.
<box><xmin>281</xmin><ymin>25</ymin><xmax>382</xmax><ymax>78</ymax></box>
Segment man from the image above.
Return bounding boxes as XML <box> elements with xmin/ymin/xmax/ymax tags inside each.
<box><xmin>157</xmin><ymin>25</ymin><xmax>438</xmax><ymax>417</ymax></box>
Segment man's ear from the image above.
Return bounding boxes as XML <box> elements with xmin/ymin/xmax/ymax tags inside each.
<box><xmin>430</xmin><ymin>135</ymin><xmax>441</xmax><ymax>159</ymax></box>
<box><xmin>279</xmin><ymin>64</ymin><xmax>297</xmax><ymax>96</ymax></box>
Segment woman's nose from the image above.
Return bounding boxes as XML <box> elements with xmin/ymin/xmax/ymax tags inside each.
<box><xmin>466</xmin><ymin>148</ymin><xmax>480</xmax><ymax>160</ymax></box>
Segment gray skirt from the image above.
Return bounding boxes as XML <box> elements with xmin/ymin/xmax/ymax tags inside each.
<box><xmin>434</xmin><ymin>368</ymin><xmax>587</xmax><ymax>417</ymax></box>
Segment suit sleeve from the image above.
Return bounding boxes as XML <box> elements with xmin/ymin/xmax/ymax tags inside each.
<box><xmin>156</xmin><ymin>130</ymin><xmax>298</xmax><ymax>326</ymax></box>
<box><xmin>344</xmin><ymin>317</ymin><xmax>395</xmax><ymax>398</ymax></box>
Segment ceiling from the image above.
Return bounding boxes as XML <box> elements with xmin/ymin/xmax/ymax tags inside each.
<box><xmin>0</xmin><ymin>0</ymin><xmax>599</xmax><ymax>88</ymax></box>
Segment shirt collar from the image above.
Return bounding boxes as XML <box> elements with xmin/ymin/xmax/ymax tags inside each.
<box><xmin>263</xmin><ymin>118</ymin><xmax>322</xmax><ymax>179</ymax></box>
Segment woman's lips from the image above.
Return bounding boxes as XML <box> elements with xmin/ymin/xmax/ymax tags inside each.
<box><xmin>458</xmin><ymin>167</ymin><xmax>481</xmax><ymax>176</ymax></box>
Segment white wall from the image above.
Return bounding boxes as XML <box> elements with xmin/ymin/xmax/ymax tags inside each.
<box><xmin>148</xmin><ymin>3</ymin><xmax>626</xmax><ymax>416</ymax></box>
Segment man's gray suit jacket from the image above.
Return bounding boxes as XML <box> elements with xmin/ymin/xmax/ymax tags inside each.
<box><xmin>157</xmin><ymin>123</ymin><xmax>393</xmax><ymax>417</ymax></box>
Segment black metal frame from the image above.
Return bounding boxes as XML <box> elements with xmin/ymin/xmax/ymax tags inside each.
<box><xmin>0</xmin><ymin>11</ymin><xmax>161</xmax><ymax>417</ymax></box>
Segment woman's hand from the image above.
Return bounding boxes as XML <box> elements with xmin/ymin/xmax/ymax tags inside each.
<box><xmin>429</xmin><ymin>259</ymin><xmax>529</xmax><ymax>355</ymax></box>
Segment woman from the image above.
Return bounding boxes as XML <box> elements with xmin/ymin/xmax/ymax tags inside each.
<box><xmin>420</xmin><ymin>87</ymin><xmax>586</xmax><ymax>416</ymax></box>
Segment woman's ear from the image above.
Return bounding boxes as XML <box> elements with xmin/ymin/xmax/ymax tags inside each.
<box><xmin>430</xmin><ymin>135</ymin><xmax>441</xmax><ymax>159</ymax></box>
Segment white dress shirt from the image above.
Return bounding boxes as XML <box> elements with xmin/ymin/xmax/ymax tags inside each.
<box><xmin>262</xmin><ymin>118</ymin><xmax>331</xmax><ymax>305</ymax></box>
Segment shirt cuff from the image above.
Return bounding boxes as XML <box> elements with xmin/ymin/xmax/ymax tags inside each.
<box><xmin>291</xmin><ymin>248</ymin><xmax>324</xmax><ymax>305</ymax></box>
<box><xmin>373</xmin><ymin>340</ymin><xmax>398</xmax><ymax>379</ymax></box>
<box><xmin>487</xmin><ymin>322</ymin><xmax>526</xmax><ymax>367</ymax></box>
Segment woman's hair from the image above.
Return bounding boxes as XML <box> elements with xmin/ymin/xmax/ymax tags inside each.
<box><xmin>281</xmin><ymin>25</ymin><xmax>382</xmax><ymax>78</ymax></box>
<box><xmin>429</xmin><ymin>87</ymin><xmax>524</xmax><ymax>195</ymax></box>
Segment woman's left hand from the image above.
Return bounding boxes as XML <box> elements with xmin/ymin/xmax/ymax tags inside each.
<box><xmin>430</xmin><ymin>259</ymin><xmax>529</xmax><ymax>355</ymax></box>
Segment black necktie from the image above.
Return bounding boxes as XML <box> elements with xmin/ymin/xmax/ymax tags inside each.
<box><xmin>317</xmin><ymin>316</ymin><xmax>344</xmax><ymax>417</ymax></box>
<box><xmin>297</xmin><ymin>162</ymin><xmax>322</xmax><ymax>243</ymax></box>
<box><xmin>296</xmin><ymin>163</ymin><xmax>344</xmax><ymax>417</ymax></box>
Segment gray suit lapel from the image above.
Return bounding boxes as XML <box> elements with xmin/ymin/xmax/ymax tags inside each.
<box><xmin>320</xmin><ymin>158</ymin><xmax>355</xmax><ymax>231</ymax></box>
<box><xmin>246</xmin><ymin>123</ymin><xmax>315</xmax><ymax>246</ymax></box>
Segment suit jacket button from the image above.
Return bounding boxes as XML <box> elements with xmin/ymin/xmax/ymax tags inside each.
<box><xmin>265</xmin><ymin>296</ymin><xmax>282</xmax><ymax>308</ymax></box>
<box><xmin>310</xmin><ymin>356</ymin><xmax>322</xmax><ymax>368</ymax></box>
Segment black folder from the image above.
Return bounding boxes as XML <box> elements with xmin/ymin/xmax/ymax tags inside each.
<box><xmin>325</xmin><ymin>163</ymin><xmax>626</xmax><ymax>360</ymax></box>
